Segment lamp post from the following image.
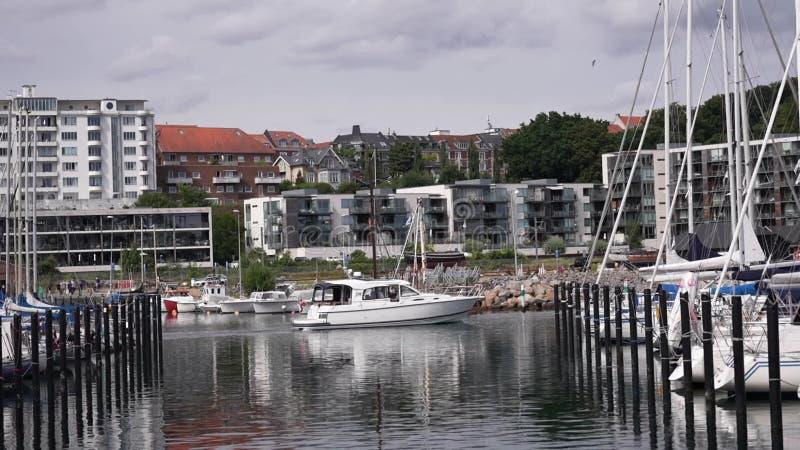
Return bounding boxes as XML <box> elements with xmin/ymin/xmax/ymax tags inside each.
<box><xmin>107</xmin><ymin>215</ymin><xmax>114</xmax><ymax>294</ymax></box>
<box><xmin>233</xmin><ymin>209</ymin><xmax>243</xmax><ymax>298</ymax></box>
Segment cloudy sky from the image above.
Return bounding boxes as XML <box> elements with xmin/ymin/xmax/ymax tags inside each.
<box><xmin>1</xmin><ymin>0</ymin><xmax>796</xmax><ymax>141</ymax></box>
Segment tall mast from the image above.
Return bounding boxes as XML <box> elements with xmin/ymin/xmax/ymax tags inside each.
<box><xmin>737</xmin><ymin>1</ymin><xmax>754</xmax><ymax>222</ymax></box>
<box><xmin>685</xmin><ymin>0</ymin><xmax>694</xmax><ymax>234</ymax></box>
<box><xmin>796</xmin><ymin>0</ymin><xmax>800</xmax><ymax>138</ymax></box>
<box><xmin>721</xmin><ymin>10</ymin><xmax>738</xmax><ymax>243</ymax></box>
<box><xmin>32</xmin><ymin>115</ymin><xmax>38</xmax><ymax>293</ymax></box>
<box><xmin>663</xmin><ymin>0</ymin><xmax>672</xmax><ymax>235</ymax></box>
<box><xmin>732</xmin><ymin>0</ymin><xmax>746</xmax><ymax>260</ymax></box>
<box><xmin>23</xmin><ymin>108</ymin><xmax>30</xmax><ymax>294</ymax></box>
<box><xmin>5</xmin><ymin>100</ymin><xmax>11</xmax><ymax>294</ymax></box>
<box><xmin>370</xmin><ymin>145</ymin><xmax>377</xmax><ymax>279</ymax></box>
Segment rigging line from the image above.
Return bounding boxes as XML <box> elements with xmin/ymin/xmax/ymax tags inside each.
<box><xmin>581</xmin><ymin>0</ymin><xmax>667</xmax><ymax>283</ymax></box>
<box><xmin>745</xmin><ymin>74</ymin><xmax>800</xmax><ymax>254</ymax></box>
<box><xmin>756</xmin><ymin>0</ymin><xmax>800</xmax><ymax>108</ymax></box>
<box><xmin>647</xmin><ymin>0</ymin><xmax>728</xmax><ymax>289</ymax></box>
<box><xmin>596</xmin><ymin>0</ymin><xmax>686</xmax><ymax>285</ymax></box>
<box><xmin>711</xmin><ymin>26</ymin><xmax>800</xmax><ymax>304</ymax></box>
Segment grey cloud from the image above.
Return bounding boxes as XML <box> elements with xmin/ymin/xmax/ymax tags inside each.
<box><xmin>0</xmin><ymin>39</ymin><xmax>34</xmax><ymax>62</ymax></box>
<box><xmin>107</xmin><ymin>35</ymin><xmax>181</xmax><ymax>82</ymax></box>
<box><xmin>6</xmin><ymin>0</ymin><xmax>108</xmax><ymax>18</ymax></box>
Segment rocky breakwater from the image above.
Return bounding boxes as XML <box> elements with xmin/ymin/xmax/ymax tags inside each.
<box><xmin>476</xmin><ymin>270</ymin><xmax>648</xmax><ymax>313</ymax></box>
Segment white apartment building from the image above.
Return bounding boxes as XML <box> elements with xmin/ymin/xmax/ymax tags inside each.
<box><xmin>0</xmin><ymin>85</ymin><xmax>156</xmax><ymax>208</ymax></box>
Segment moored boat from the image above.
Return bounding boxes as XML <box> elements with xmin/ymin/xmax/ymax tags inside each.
<box><xmin>161</xmin><ymin>289</ymin><xmax>198</xmax><ymax>313</ymax></box>
<box><xmin>251</xmin><ymin>291</ymin><xmax>300</xmax><ymax>314</ymax></box>
<box><xmin>219</xmin><ymin>297</ymin><xmax>255</xmax><ymax>314</ymax></box>
<box><xmin>292</xmin><ymin>279</ymin><xmax>481</xmax><ymax>330</ymax></box>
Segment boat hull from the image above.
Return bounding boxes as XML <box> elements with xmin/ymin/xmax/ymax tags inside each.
<box><xmin>253</xmin><ymin>300</ymin><xmax>300</xmax><ymax>314</ymax></box>
<box><xmin>714</xmin><ymin>355</ymin><xmax>800</xmax><ymax>393</ymax></box>
<box><xmin>293</xmin><ymin>296</ymin><xmax>479</xmax><ymax>330</ymax></box>
<box><xmin>219</xmin><ymin>301</ymin><xmax>254</xmax><ymax>314</ymax></box>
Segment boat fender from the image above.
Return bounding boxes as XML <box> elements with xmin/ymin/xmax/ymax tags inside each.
<box><xmin>171</xmin><ymin>309</ymin><xmax>178</xmax><ymax>317</ymax></box>
<box><xmin>235</xmin><ymin>311</ymin><xmax>240</xmax><ymax>316</ymax></box>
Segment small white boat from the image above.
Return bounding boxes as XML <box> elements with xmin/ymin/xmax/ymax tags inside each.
<box><xmin>161</xmin><ymin>289</ymin><xmax>198</xmax><ymax>313</ymax></box>
<box><xmin>198</xmin><ymin>283</ymin><xmax>226</xmax><ymax>313</ymax></box>
<box><xmin>292</xmin><ymin>279</ymin><xmax>481</xmax><ymax>330</ymax></box>
<box><xmin>219</xmin><ymin>297</ymin><xmax>255</xmax><ymax>314</ymax></box>
<box><xmin>251</xmin><ymin>291</ymin><xmax>300</xmax><ymax>314</ymax></box>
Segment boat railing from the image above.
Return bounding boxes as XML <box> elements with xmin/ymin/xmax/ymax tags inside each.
<box><xmin>428</xmin><ymin>284</ymin><xmax>484</xmax><ymax>297</ymax></box>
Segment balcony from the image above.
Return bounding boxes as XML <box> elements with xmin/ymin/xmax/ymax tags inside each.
<box><xmin>88</xmin><ymin>153</ymin><xmax>102</xmax><ymax>161</ymax></box>
<box><xmin>138</xmin><ymin>170</ymin><xmax>150</xmax><ymax>176</ymax></box>
<box><xmin>37</xmin><ymin>150</ymin><xmax>58</xmax><ymax>160</ymax></box>
<box><xmin>138</xmin><ymin>125</ymin><xmax>148</xmax><ymax>131</ymax></box>
<box><xmin>37</xmin><ymin>171</ymin><xmax>58</xmax><ymax>178</ymax></box>
<box><xmin>30</xmin><ymin>185</ymin><xmax>59</xmax><ymax>192</ymax></box>
<box><xmin>163</xmin><ymin>160</ymin><xmax>181</xmax><ymax>166</ymax></box>
<box><xmin>167</xmin><ymin>176</ymin><xmax>193</xmax><ymax>184</ymax></box>
<box><xmin>212</xmin><ymin>176</ymin><xmax>241</xmax><ymax>184</ymax></box>
<box><xmin>138</xmin><ymin>154</ymin><xmax>150</xmax><ymax>161</ymax></box>
<box><xmin>254</xmin><ymin>176</ymin><xmax>281</xmax><ymax>184</ymax></box>
<box><xmin>483</xmin><ymin>191</ymin><xmax>510</xmax><ymax>203</ymax></box>
<box><xmin>138</xmin><ymin>140</ymin><xmax>148</xmax><ymax>147</ymax></box>
<box><xmin>377</xmin><ymin>205</ymin><xmax>406</xmax><ymax>214</ymax></box>
<box><xmin>36</xmin><ymin>140</ymin><xmax>57</xmax><ymax>147</ymax></box>
<box><xmin>298</xmin><ymin>208</ymin><xmax>331</xmax><ymax>216</ymax></box>
<box><xmin>551</xmin><ymin>209</ymin><xmax>575</xmax><ymax>218</ymax></box>
<box><xmin>89</xmin><ymin>185</ymin><xmax>103</xmax><ymax>192</ymax></box>
<box><xmin>138</xmin><ymin>184</ymin><xmax>151</xmax><ymax>191</ymax></box>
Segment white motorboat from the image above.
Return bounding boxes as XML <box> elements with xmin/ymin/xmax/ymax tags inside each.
<box><xmin>292</xmin><ymin>279</ymin><xmax>481</xmax><ymax>330</ymax></box>
<box><xmin>198</xmin><ymin>283</ymin><xmax>226</xmax><ymax>313</ymax></box>
<box><xmin>251</xmin><ymin>291</ymin><xmax>300</xmax><ymax>314</ymax></box>
<box><xmin>219</xmin><ymin>296</ymin><xmax>255</xmax><ymax>314</ymax></box>
<box><xmin>161</xmin><ymin>289</ymin><xmax>198</xmax><ymax>313</ymax></box>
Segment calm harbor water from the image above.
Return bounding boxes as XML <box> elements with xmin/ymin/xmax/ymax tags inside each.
<box><xmin>4</xmin><ymin>311</ymin><xmax>799</xmax><ymax>448</ymax></box>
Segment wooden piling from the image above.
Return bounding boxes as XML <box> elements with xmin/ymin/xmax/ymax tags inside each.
<box><xmin>73</xmin><ymin>307</ymin><xmax>83</xmax><ymax>436</ymax></box>
<box><xmin>561</xmin><ymin>284</ymin><xmax>569</xmax><ymax>353</ymax></box>
<box><xmin>567</xmin><ymin>284</ymin><xmax>575</xmax><ymax>361</ymax></box>
<box><xmin>59</xmin><ymin>309</ymin><xmax>69</xmax><ymax>447</ymax></box>
<box><xmin>766</xmin><ymin>292</ymin><xmax>783</xmax><ymax>449</ymax></box>
<box><xmin>121</xmin><ymin>301</ymin><xmax>129</xmax><ymax>399</ymax></box>
<box><xmin>31</xmin><ymin>312</ymin><xmax>41</xmax><ymax>429</ymax></box>
<box><xmin>628</xmin><ymin>288</ymin><xmax>640</xmax><ymax>434</ymax></box>
<box><xmin>135</xmin><ymin>297</ymin><xmax>142</xmax><ymax>391</ymax></box>
<box><xmin>592</xmin><ymin>284</ymin><xmax>602</xmax><ymax>391</ymax></box>
<box><xmin>614</xmin><ymin>286</ymin><xmax>625</xmax><ymax>416</ymax></box>
<box><xmin>643</xmin><ymin>289</ymin><xmax>657</xmax><ymax>445</ymax></box>
<box><xmin>554</xmin><ymin>283</ymin><xmax>561</xmax><ymax>347</ymax></box>
<box><xmin>113</xmin><ymin>303</ymin><xmax>121</xmax><ymax>405</ymax></box>
<box><xmin>13</xmin><ymin>314</ymin><xmax>24</xmax><ymax>445</ymax></box>
<box><xmin>603</xmin><ymin>285</ymin><xmax>613</xmax><ymax>413</ymax></box>
<box><xmin>128</xmin><ymin>301</ymin><xmax>135</xmax><ymax>394</ymax></box>
<box><xmin>83</xmin><ymin>306</ymin><xmax>93</xmax><ymax>426</ymax></box>
<box><xmin>731</xmin><ymin>295</ymin><xmax>747</xmax><ymax>448</ymax></box>
<box><xmin>657</xmin><ymin>287</ymin><xmax>671</xmax><ymax>393</ymax></box>
<box><xmin>143</xmin><ymin>295</ymin><xmax>151</xmax><ymax>384</ymax></box>
<box><xmin>700</xmin><ymin>293</ymin><xmax>716</xmax><ymax>449</ymax></box>
<box><xmin>103</xmin><ymin>305</ymin><xmax>112</xmax><ymax>411</ymax></box>
<box><xmin>156</xmin><ymin>294</ymin><xmax>164</xmax><ymax>376</ymax></box>
<box><xmin>45</xmin><ymin>310</ymin><xmax>55</xmax><ymax>447</ymax></box>
<box><xmin>582</xmin><ymin>283</ymin><xmax>592</xmax><ymax>381</ymax></box>
<box><xmin>678</xmin><ymin>292</ymin><xmax>693</xmax><ymax>388</ymax></box>
<box><xmin>95</xmin><ymin>306</ymin><xmax>104</xmax><ymax>420</ymax></box>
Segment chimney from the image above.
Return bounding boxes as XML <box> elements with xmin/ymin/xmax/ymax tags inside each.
<box><xmin>352</xmin><ymin>125</ymin><xmax>361</xmax><ymax>138</ymax></box>
<box><xmin>21</xmin><ymin>84</ymin><xmax>36</xmax><ymax>97</ymax></box>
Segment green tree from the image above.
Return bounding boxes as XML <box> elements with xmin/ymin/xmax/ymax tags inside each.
<box><xmin>119</xmin><ymin>244</ymin><xmax>141</xmax><ymax>274</ymax></box>
<box><xmin>388</xmin><ymin>142</ymin><xmax>418</xmax><ymax>179</ymax></box>
<box><xmin>467</xmin><ymin>143</ymin><xmax>480</xmax><ymax>179</ymax></box>
<box><xmin>279</xmin><ymin>179</ymin><xmax>294</xmax><ymax>192</ymax></box>
<box><xmin>438</xmin><ymin>164</ymin><xmax>465</xmax><ymax>184</ymax></box>
<box><xmin>134</xmin><ymin>192</ymin><xmax>177</xmax><ymax>208</ymax></box>
<box><xmin>177</xmin><ymin>183</ymin><xmax>211</xmax><ymax>207</ymax></box>
<box><xmin>37</xmin><ymin>255</ymin><xmax>60</xmax><ymax>280</ymax></box>
<box><xmin>626</xmin><ymin>222</ymin><xmax>643</xmax><ymax>250</ymax></box>
<box><xmin>336</xmin><ymin>181</ymin><xmax>360</xmax><ymax>193</ymax></box>
<box><xmin>242</xmin><ymin>262</ymin><xmax>276</xmax><ymax>294</ymax></box>
<box><xmin>394</xmin><ymin>170</ymin><xmax>435</xmax><ymax>188</ymax></box>
<box><xmin>492</xmin><ymin>150</ymin><xmax>502</xmax><ymax>183</ymax></box>
<box><xmin>295</xmin><ymin>171</ymin><xmax>306</xmax><ymax>184</ymax></box>
<box><xmin>314</xmin><ymin>182</ymin><xmax>334</xmax><ymax>194</ymax></box>
<box><xmin>212</xmin><ymin>206</ymin><xmax>242</xmax><ymax>266</ymax></box>
<box><xmin>544</xmin><ymin>236</ymin><xmax>566</xmax><ymax>255</ymax></box>
<box><xmin>502</xmin><ymin>112</ymin><xmax>619</xmax><ymax>183</ymax></box>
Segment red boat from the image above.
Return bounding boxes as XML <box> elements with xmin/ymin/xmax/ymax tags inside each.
<box><xmin>163</xmin><ymin>298</ymin><xmax>179</xmax><ymax>316</ymax></box>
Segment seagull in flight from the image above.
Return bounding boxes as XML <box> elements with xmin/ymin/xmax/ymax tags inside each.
<box><xmin>591</xmin><ymin>59</ymin><xmax>597</xmax><ymax>67</ymax></box>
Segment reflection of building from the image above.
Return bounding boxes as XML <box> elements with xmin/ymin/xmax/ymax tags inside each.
<box><xmin>1</xmin><ymin>207</ymin><xmax>213</xmax><ymax>272</ymax></box>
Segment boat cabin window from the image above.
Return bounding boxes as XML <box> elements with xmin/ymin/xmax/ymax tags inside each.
<box><xmin>400</xmin><ymin>285</ymin><xmax>419</xmax><ymax>297</ymax></box>
<box><xmin>313</xmin><ymin>285</ymin><xmax>351</xmax><ymax>305</ymax></box>
<box><xmin>363</xmin><ymin>286</ymin><xmax>388</xmax><ymax>301</ymax></box>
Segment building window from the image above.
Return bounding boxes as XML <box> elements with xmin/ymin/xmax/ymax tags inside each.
<box><xmin>279</xmin><ymin>139</ymin><xmax>287</xmax><ymax>147</ymax></box>
<box><xmin>238</xmin><ymin>155</ymin><xmax>245</xmax><ymax>162</ymax></box>
<box><xmin>88</xmin><ymin>131</ymin><xmax>101</xmax><ymax>141</ymax></box>
<box><xmin>89</xmin><ymin>161</ymin><xmax>102</xmax><ymax>171</ymax></box>
<box><xmin>123</xmin><ymin>132</ymin><xmax>136</xmax><ymax>140</ymax></box>
<box><xmin>204</xmin><ymin>186</ymin><xmax>211</xmax><ymax>193</ymax></box>
<box><xmin>198</xmin><ymin>155</ymin><xmax>205</xmax><ymax>162</ymax></box>
<box><xmin>168</xmin><ymin>186</ymin><xmax>177</xmax><ymax>194</ymax></box>
<box><xmin>124</xmin><ymin>176</ymin><xmax>136</xmax><ymax>185</ymax></box>
<box><xmin>62</xmin><ymin>193</ymin><xmax>77</xmax><ymax>200</ymax></box>
<box><xmin>193</xmin><ymin>172</ymin><xmax>201</xmax><ymax>179</ymax></box>
<box><xmin>124</xmin><ymin>191</ymin><xmax>138</xmax><ymax>199</ymax></box>
<box><xmin>254</xmin><ymin>156</ymin><xmax>261</xmax><ymax>162</ymax></box>
<box><xmin>122</xmin><ymin>116</ymin><xmax>136</xmax><ymax>126</ymax></box>
<box><xmin>62</xmin><ymin>177</ymin><xmax>78</xmax><ymax>187</ymax></box>
<box><xmin>124</xmin><ymin>146</ymin><xmax>136</xmax><ymax>156</ymax></box>
<box><xmin>62</xmin><ymin>162</ymin><xmax>77</xmax><ymax>171</ymax></box>
<box><xmin>225</xmin><ymin>186</ymin><xmax>234</xmax><ymax>193</ymax></box>
<box><xmin>267</xmin><ymin>185</ymin><xmax>276</xmax><ymax>193</ymax></box>
<box><xmin>88</xmin><ymin>146</ymin><xmax>101</xmax><ymax>157</ymax></box>
<box><xmin>61</xmin><ymin>132</ymin><xmax>77</xmax><ymax>141</ymax></box>
<box><xmin>89</xmin><ymin>176</ymin><xmax>102</xmax><ymax>187</ymax></box>
<box><xmin>61</xmin><ymin>116</ymin><xmax>77</xmax><ymax>126</ymax></box>
<box><xmin>87</xmin><ymin>116</ymin><xmax>101</xmax><ymax>127</ymax></box>
<box><xmin>124</xmin><ymin>162</ymin><xmax>136</xmax><ymax>171</ymax></box>
<box><xmin>216</xmin><ymin>186</ymin><xmax>224</xmax><ymax>193</ymax></box>
<box><xmin>329</xmin><ymin>172</ymin><xmax>339</xmax><ymax>183</ymax></box>
<box><xmin>180</xmin><ymin>155</ymin><xmax>188</xmax><ymax>162</ymax></box>
<box><xmin>61</xmin><ymin>147</ymin><xmax>78</xmax><ymax>156</ymax></box>
<box><xmin>167</xmin><ymin>154</ymin><xmax>177</xmax><ymax>162</ymax></box>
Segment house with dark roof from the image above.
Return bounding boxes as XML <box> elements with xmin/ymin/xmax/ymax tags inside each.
<box><xmin>273</xmin><ymin>147</ymin><xmax>351</xmax><ymax>188</ymax></box>
<box><xmin>263</xmin><ymin>129</ymin><xmax>313</xmax><ymax>157</ymax></box>
<box><xmin>331</xmin><ymin>125</ymin><xmax>435</xmax><ymax>179</ymax></box>
<box><xmin>156</xmin><ymin>125</ymin><xmax>280</xmax><ymax>205</ymax></box>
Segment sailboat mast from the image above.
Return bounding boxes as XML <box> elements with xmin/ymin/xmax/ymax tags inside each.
<box><xmin>370</xmin><ymin>145</ymin><xmax>377</xmax><ymax>279</ymax></box>
<box><xmin>685</xmin><ymin>0</ymin><xmax>694</xmax><ymax>234</ymax></box>
<box><xmin>4</xmin><ymin>101</ymin><xmax>11</xmax><ymax>295</ymax></box>
<box><xmin>23</xmin><ymin>108</ymin><xmax>30</xmax><ymax>295</ymax></box>
<box><xmin>796</xmin><ymin>0</ymin><xmax>800</xmax><ymax>134</ymax></box>
<box><xmin>721</xmin><ymin>9</ymin><xmax>738</xmax><ymax>243</ymax></box>
<box><xmin>663</xmin><ymin>0</ymin><xmax>672</xmax><ymax>224</ymax></box>
<box><xmin>32</xmin><ymin>116</ymin><xmax>38</xmax><ymax>293</ymax></box>
<box><xmin>732</xmin><ymin>0</ymin><xmax>746</xmax><ymax>261</ymax></box>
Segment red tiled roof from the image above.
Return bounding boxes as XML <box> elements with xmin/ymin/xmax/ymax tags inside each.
<box><xmin>618</xmin><ymin>115</ymin><xmax>644</xmax><ymax>127</ymax></box>
<box><xmin>430</xmin><ymin>134</ymin><xmax>478</xmax><ymax>145</ymax></box>
<box><xmin>608</xmin><ymin>124</ymin><xmax>625</xmax><ymax>133</ymax></box>
<box><xmin>157</xmin><ymin>125</ymin><xmax>273</xmax><ymax>154</ymax></box>
<box><xmin>249</xmin><ymin>134</ymin><xmax>275</xmax><ymax>149</ymax></box>
<box><xmin>266</xmin><ymin>130</ymin><xmax>308</xmax><ymax>148</ymax></box>
<box><xmin>308</xmin><ymin>141</ymin><xmax>331</xmax><ymax>149</ymax></box>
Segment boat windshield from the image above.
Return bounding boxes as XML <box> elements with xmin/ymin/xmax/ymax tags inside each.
<box><xmin>312</xmin><ymin>284</ymin><xmax>351</xmax><ymax>305</ymax></box>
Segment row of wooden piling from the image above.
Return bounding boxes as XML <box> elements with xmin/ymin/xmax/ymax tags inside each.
<box><xmin>2</xmin><ymin>294</ymin><xmax>163</xmax><ymax>448</ymax></box>
<box><xmin>553</xmin><ymin>282</ymin><xmax>784</xmax><ymax>449</ymax></box>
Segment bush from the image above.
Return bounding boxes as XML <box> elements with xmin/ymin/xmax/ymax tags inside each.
<box><xmin>544</xmin><ymin>237</ymin><xmax>565</xmax><ymax>255</ymax></box>
<box><xmin>464</xmin><ymin>239</ymin><xmax>485</xmax><ymax>255</ymax></box>
<box><xmin>243</xmin><ymin>263</ymin><xmax>276</xmax><ymax>294</ymax></box>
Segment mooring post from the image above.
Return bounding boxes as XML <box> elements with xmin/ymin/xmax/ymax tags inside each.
<box><xmin>95</xmin><ymin>305</ymin><xmax>104</xmax><ymax>420</ymax></box>
<box><xmin>583</xmin><ymin>283</ymin><xmax>592</xmax><ymax>379</ymax></box>
<box><xmin>143</xmin><ymin>294</ymin><xmax>151</xmax><ymax>384</ymax></box>
<box><xmin>135</xmin><ymin>297</ymin><xmax>142</xmax><ymax>391</ymax></box>
<box><xmin>643</xmin><ymin>289</ymin><xmax>657</xmax><ymax>445</ymax></box>
<box><xmin>554</xmin><ymin>283</ymin><xmax>561</xmax><ymax>346</ymax></box>
<box><xmin>31</xmin><ymin>312</ymin><xmax>41</xmax><ymax>430</ymax></box>
<box><xmin>113</xmin><ymin>303</ymin><xmax>121</xmax><ymax>405</ymax></box>
<box><xmin>658</xmin><ymin>287</ymin><xmax>671</xmax><ymax>393</ymax></box>
<box><xmin>84</xmin><ymin>306</ymin><xmax>93</xmax><ymax>426</ymax></box>
<box><xmin>121</xmin><ymin>301</ymin><xmax>129</xmax><ymax>400</ymax></box>
<box><xmin>73</xmin><ymin>306</ymin><xmax>83</xmax><ymax>436</ymax></box>
<box><xmin>614</xmin><ymin>286</ymin><xmax>625</xmax><ymax>416</ymax></box>
<box><xmin>679</xmin><ymin>292</ymin><xmax>693</xmax><ymax>387</ymax></box>
<box><xmin>603</xmin><ymin>285</ymin><xmax>613</xmax><ymax>413</ymax></box>
<box><xmin>700</xmin><ymin>293</ymin><xmax>716</xmax><ymax>449</ymax></box>
<box><xmin>592</xmin><ymin>284</ymin><xmax>602</xmax><ymax>391</ymax></box>
<box><xmin>731</xmin><ymin>295</ymin><xmax>747</xmax><ymax>448</ymax></box>
<box><xmin>567</xmin><ymin>283</ymin><xmax>575</xmax><ymax>361</ymax></box>
<box><xmin>13</xmin><ymin>314</ymin><xmax>25</xmax><ymax>445</ymax></box>
<box><xmin>45</xmin><ymin>310</ymin><xmax>55</xmax><ymax>447</ymax></box>
<box><xmin>629</xmin><ymin>288</ymin><xmax>640</xmax><ymax>434</ymax></box>
<box><xmin>156</xmin><ymin>294</ymin><xmax>164</xmax><ymax>376</ymax></box>
<box><xmin>766</xmin><ymin>292</ymin><xmax>783</xmax><ymax>450</ymax></box>
<box><xmin>128</xmin><ymin>301</ymin><xmax>136</xmax><ymax>394</ymax></box>
<box><xmin>561</xmin><ymin>284</ymin><xmax>569</xmax><ymax>352</ymax></box>
<box><xmin>59</xmin><ymin>309</ymin><xmax>69</xmax><ymax>447</ymax></box>
<box><xmin>103</xmin><ymin>305</ymin><xmax>112</xmax><ymax>411</ymax></box>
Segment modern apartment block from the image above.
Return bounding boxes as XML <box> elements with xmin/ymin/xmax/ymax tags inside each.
<box><xmin>668</xmin><ymin>135</ymin><xmax>800</xmax><ymax>237</ymax></box>
<box><xmin>1</xmin><ymin>206</ymin><xmax>213</xmax><ymax>273</ymax></box>
<box><xmin>156</xmin><ymin>125</ymin><xmax>281</xmax><ymax>204</ymax></box>
<box><xmin>0</xmin><ymin>85</ymin><xmax>157</xmax><ymax>207</ymax></box>
<box><xmin>243</xmin><ymin>180</ymin><xmax>609</xmax><ymax>258</ymax></box>
<box><xmin>601</xmin><ymin>149</ymin><xmax>668</xmax><ymax>247</ymax></box>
